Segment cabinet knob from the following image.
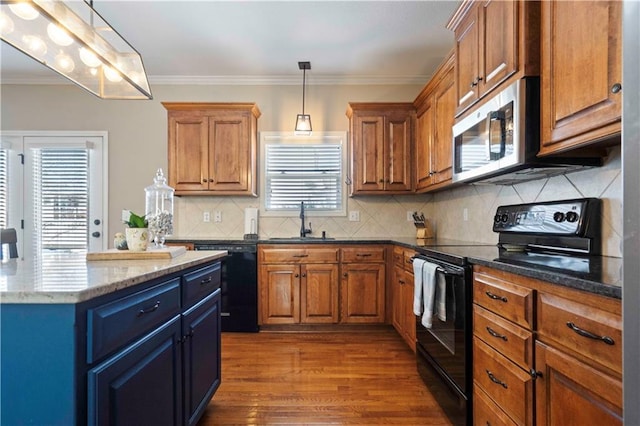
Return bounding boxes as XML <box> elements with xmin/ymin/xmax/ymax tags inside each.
<box><xmin>202</xmin><ymin>179</ymin><xmax>207</xmax><ymax>183</ymax></box>
<box><xmin>301</xmin><ymin>273</ymin><xmax>306</xmax><ymax>278</ymax></box>
<box><xmin>611</xmin><ymin>83</ymin><xmax>622</xmax><ymax>94</ymax></box>
<box><xmin>379</xmin><ymin>179</ymin><xmax>385</xmax><ymax>183</ymax></box>
<box><xmin>295</xmin><ymin>273</ymin><xmax>299</xmax><ymax>278</ymax></box>
<box><xmin>343</xmin><ymin>272</ymin><xmax>348</xmax><ymax>278</ymax></box>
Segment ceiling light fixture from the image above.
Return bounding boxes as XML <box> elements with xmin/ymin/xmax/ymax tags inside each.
<box><xmin>0</xmin><ymin>0</ymin><xmax>152</xmax><ymax>99</ymax></box>
<box><xmin>294</xmin><ymin>61</ymin><xmax>312</xmax><ymax>135</ymax></box>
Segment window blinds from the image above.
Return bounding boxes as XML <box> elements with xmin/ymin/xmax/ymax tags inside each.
<box><xmin>0</xmin><ymin>148</ymin><xmax>7</xmax><ymax>229</ymax></box>
<box><xmin>265</xmin><ymin>143</ymin><xmax>342</xmax><ymax>211</ymax></box>
<box><xmin>31</xmin><ymin>148</ymin><xmax>89</xmax><ymax>251</ymax></box>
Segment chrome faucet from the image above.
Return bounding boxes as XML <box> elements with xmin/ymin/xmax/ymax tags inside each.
<box><xmin>299</xmin><ymin>202</ymin><xmax>312</xmax><ymax>238</ymax></box>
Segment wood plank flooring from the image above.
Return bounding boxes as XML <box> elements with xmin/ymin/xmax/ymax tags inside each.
<box><xmin>197</xmin><ymin>328</ymin><xmax>453</xmax><ymax>425</ymax></box>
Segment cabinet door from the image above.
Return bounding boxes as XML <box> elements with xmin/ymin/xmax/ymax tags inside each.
<box><xmin>454</xmin><ymin>4</ymin><xmax>480</xmax><ymax>111</ymax></box>
<box><xmin>385</xmin><ymin>112</ymin><xmax>413</xmax><ymax>192</ymax></box>
<box><xmin>88</xmin><ymin>316</ymin><xmax>183</xmax><ymax>426</ymax></box>
<box><xmin>432</xmin><ymin>67</ymin><xmax>455</xmax><ymax>184</ymax></box>
<box><xmin>301</xmin><ymin>263</ymin><xmax>339</xmax><ymax>324</ymax></box>
<box><xmin>415</xmin><ymin>102</ymin><xmax>435</xmax><ymax>191</ymax></box>
<box><xmin>258</xmin><ymin>264</ymin><xmax>300</xmax><ymax>324</ymax></box>
<box><xmin>352</xmin><ymin>114</ymin><xmax>385</xmax><ymax>192</ymax></box>
<box><xmin>540</xmin><ymin>0</ymin><xmax>622</xmax><ymax>154</ymax></box>
<box><xmin>208</xmin><ymin>112</ymin><xmax>252</xmax><ymax>192</ymax></box>
<box><xmin>402</xmin><ymin>269</ymin><xmax>416</xmax><ymax>351</ymax></box>
<box><xmin>340</xmin><ymin>263</ymin><xmax>385</xmax><ymax>323</ymax></box>
<box><xmin>535</xmin><ymin>341</ymin><xmax>622</xmax><ymax>426</ymax></box>
<box><xmin>182</xmin><ymin>290</ymin><xmax>221</xmax><ymax>426</ymax></box>
<box><xmin>168</xmin><ymin>112</ymin><xmax>209</xmax><ymax>191</ymax></box>
<box><xmin>478</xmin><ymin>0</ymin><xmax>518</xmax><ymax>97</ymax></box>
<box><xmin>391</xmin><ymin>265</ymin><xmax>405</xmax><ymax>334</ymax></box>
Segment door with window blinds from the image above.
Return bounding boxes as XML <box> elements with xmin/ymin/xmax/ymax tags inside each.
<box><xmin>0</xmin><ymin>134</ymin><xmax>105</xmax><ymax>260</ymax></box>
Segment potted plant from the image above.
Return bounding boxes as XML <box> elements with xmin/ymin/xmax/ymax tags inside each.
<box><xmin>123</xmin><ymin>211</ymin><xmax>149</xmax><ymax>251</ymax></box>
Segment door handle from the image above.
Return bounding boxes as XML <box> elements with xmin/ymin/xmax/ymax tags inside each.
<box><xmin>91</xmin><ymin>231</ymin><xmax>101</xmax><ymax>238</ymax></box>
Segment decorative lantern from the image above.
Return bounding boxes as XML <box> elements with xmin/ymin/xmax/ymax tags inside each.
<box><xmin>145</xmin><ymin>168</ymin><xmax>174</xmax><ymax>248</ymax></box>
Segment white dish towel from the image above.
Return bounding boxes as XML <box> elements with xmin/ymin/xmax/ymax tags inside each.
<box><xmin>436</xmin><ymin>274</ymin><xmax>447</xmax><ymax>322</ymax></box>
<box><xmin>417</xmin><ymin>260</ymin><xmax>439</xmax><ymax>329</ymax></box>
<box><xmin>412</xmin><ymin>258</ymin><xmax>426</xmax><ymax>315</ymax></box>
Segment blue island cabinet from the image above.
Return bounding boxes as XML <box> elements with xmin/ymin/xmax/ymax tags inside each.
<box><xmin>0</xmin><ymin>260</ymin><xmax>222</xmax><ymax>426</ymax></box>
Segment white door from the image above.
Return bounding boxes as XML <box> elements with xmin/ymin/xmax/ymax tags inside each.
<box><xmin>0</xmin><ymin>132</ymin><xmax>107</xmax><ymax>260</ymax></box>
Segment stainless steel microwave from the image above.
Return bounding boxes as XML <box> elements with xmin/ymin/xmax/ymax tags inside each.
<box><xmin>451</xmin><ymin>78</ymin><xmax>602</xmax><ymax>185</ymax></box>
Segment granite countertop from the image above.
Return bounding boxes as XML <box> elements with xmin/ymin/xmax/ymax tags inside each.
<box><xmin>169</xmin><ymin>236</ymin><xmax>622</xmax><ymax>299</ymax></box>
<box><xmin>0</xmin><ymin>250</ymin><xmax>227</xmax><ymax>304</ymax></box>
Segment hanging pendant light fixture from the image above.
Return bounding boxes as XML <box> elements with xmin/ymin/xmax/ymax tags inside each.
<box><xmin>0</xmin><ymin>0</ymin><xmax>152</xmax><ymax>99</ymax></box>
<box><xmin>294</xmin><ymin>61</ymin><xmax>312</xmax><ymax>135</ymax></box>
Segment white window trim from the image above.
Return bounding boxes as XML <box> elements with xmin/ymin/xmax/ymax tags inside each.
<box><xmin>259</xmin><ymin>131</ymin><xmax>347</xmax><ymax>217</ymax></box>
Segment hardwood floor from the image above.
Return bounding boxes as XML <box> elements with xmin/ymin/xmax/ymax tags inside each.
<box><xmin>197</xmin><ymin>328</ymin><xmax>453</xmax><ymax>425</ymax></box>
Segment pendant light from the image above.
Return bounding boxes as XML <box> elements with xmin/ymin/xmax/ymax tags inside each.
<box><xmin>0</xmin><ymin>0</ymin><xmax>152</xmax><ymax>99</ymax></box>
<box><xmin>294</xmin><ymin>61</ymin><xmax>312</xmax><ymax>135</ymax></box>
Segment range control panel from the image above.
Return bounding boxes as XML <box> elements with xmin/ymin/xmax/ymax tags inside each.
<box><xmin>493</xmin><ymin>198</ymin><xmax>601</xmax><ymax>236</ymax></box>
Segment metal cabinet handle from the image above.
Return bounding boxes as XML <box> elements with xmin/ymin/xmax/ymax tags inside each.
<box><xmin>485</xmin><ymin>369</ymin><xmax>508</xmax><ymax>389</ymax></box>
<box><xmin>611</xmin><ymin>83</ymin><xmax>622</xmax><ymax>93</ymax></box>
<box><xmin>301</xmin><ymin>273</ymin><xmax>306</xmax><ymax>278</ymax></box>
<box><xmin>357</xmin><ymin>253</ymin><xmax>372</xmax><ymax>257</ymax></box>
<box><xmin>485</xmin><ymin>291</ymin><xmax>508</xmax><ymax>303</ymax></box>
<box><xmin>200</xmin><ymin>277</ymin><xmax>212</xmax><ymax>285</ymax></box>
<box><xmin>293</xmin><ymin>254</ymin><xmax>309</xmax><ymax>258</ymax></box>
<box><xmin>343</xmin><ymin>273</ymin><xmax>348</xmax><ymax>278</ymax></box>
<box><xmin>566</xmin><ymin>321</ymin><xmax>615</xmax><ymax>345</ymax></box>
<box><xmin>486</xmin><ymin>326</ymin><xmax>508</xmax><ymax>341</ymax></box>
<box><xmin>399</xmin><ymin>279</ymin><xmax>405</xmax><ymax>285</ymax></box>
<box><xmin>295</xmin><ymin>273</ymin><xmax>299</xmax><ymax>278</ymax></box>
<box><xmin>137</xmin><ymin>300</ymin><xmax>160</xmax><ymax>316</ymax></box>
<box><xmin>379</xmin><ymin>179</ymin><xmax>385</xmax><ymax>183</ymax></box>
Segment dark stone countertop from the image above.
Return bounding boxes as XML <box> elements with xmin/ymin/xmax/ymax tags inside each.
<box><xmin>167</xmin><ymin>237</ymin><xmax>622</xmax><ymax>299</ymax></box>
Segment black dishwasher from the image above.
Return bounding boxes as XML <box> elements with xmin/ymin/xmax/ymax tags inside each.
<box><xmin>194</xmin><ymin>242</ymin><xmax>258</xmax><ymax>332</ymax></box>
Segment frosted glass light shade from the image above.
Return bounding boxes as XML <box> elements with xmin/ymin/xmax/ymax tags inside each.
<box><xmin>1</xmin><ymin>0</ymin><xmax>152</xmax><ymax>99</ymax></box>
<box><xmin>295</xmin><ymin>114</ymin><xmax>312</xmax><ymax>135</ymax></box>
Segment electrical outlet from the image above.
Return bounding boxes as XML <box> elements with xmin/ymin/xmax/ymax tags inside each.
<box><xmin>203</xmin><ymin>212</ymin><xmax>210</xmax><ymax>223</ymax></box>
<box><xmin>407</xmin><ymin>211</ymin><xmax>414</xmax><ymax>222</ymax></box>
<box><xmin>349</xmin><ymin>210</ymin><xmax>360</xmax><ymax>222</ymax></box>
<box><xmin>463</xmin><ymin>208</ymin><xmax>468</xmax><ymax>221</ymax></box>
<box><xmin>214</xmin><ymin>211</ymin><xmax>222</xmax><ymax>223</ymax></box>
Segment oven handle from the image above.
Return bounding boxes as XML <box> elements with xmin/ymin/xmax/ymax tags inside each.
<box><xmin>410</xmin><ymin>255</ymin><xmax>465</xmax><ymax>277</ymax></box>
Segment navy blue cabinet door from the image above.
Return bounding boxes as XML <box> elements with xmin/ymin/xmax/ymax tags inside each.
<box><xmin>88</xmin><ymin>316</ymin><xmax>183</xmax><ymax>426</ymax></box>
<box><xmin>182</xmin><ymin>289</ymin><xmax>221</xmax><ymax>426</ymax></box>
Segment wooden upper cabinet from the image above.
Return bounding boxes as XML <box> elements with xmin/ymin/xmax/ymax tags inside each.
<box><xmin>448</xmin><ymin>0</ymin><xmax>539</xmax><ymax>116</ymax></box>
<box><xmin>539</xmin><ymin>1</ymin><xmax>622</xmax><ymax>155</ymax></box>
<box><xmin>346</xmin><ymin>103</ymin><xmax>415</xmax><ymax>195</ymax></box>
<box><xmin>163</xmin><ymin>103</ymin><xmax>260</xmax><ymax>196</ymax></box>
<box><xmin>414</xmin><ymin>51</ymin><xmax>455</xmax><ymax>192</ymax></box>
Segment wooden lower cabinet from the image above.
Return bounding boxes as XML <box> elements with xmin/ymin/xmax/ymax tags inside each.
<box><xmin>391</xmin><ymin>246</ymin><xmax>416</xmax><ymax>350</ymax></box>
<box><xmin>258</xmin><ymin>244</ymin><xmax>386</xmax><ymax>326</ymax></box>
<box><xmin>472</xmin><ymin>265</ymin><xmax>622</xmax><ymax>425</ymax></box>
<box><xmin>340</xmin><ymin>262</ymin><xmax>385</xmax><ymax>323</ymax></box>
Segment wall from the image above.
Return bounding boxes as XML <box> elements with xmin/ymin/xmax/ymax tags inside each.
<box><xmin>1</xmin><ymin>83</ymin><xmax>622</xmax><ymax>257</ymax></box>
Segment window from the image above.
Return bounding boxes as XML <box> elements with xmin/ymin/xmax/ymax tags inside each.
<box><xmin>261</xmin><ymin>132</ymin><xmax>347</xmax><ymax>215</ymax></box>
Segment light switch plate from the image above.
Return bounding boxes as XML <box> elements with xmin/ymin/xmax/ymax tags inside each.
<box><xmin>349</xmin><ymin>211</ymin><xmax>360</xmax><ymax>222</ymax></box>
<box><xmin>203</xmin><ymin>212</ymin><xmax>210</xmax><ymax>222</ymax></box>
<box><xmin>214</xmin><ymin>211</ymin><xmax>222</xmax><ymax>223</ymax></box>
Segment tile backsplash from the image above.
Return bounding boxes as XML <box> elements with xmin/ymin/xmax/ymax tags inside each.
<box><xmin>174</xmin><ymin>146</ymin><xmax>621</xmax><ymax>258</ymax></box>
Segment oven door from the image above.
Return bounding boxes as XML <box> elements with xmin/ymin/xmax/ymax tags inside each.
<box><xmin>415</xmin><ymin>263</ymin><xmax>471</xmax><ymax>397</ymax></box>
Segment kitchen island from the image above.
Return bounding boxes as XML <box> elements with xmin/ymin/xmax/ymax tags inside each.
<box><xmin>0</xmin><ymin>250</ymin><xmax>226</xmax><ymax>426</ymax></box>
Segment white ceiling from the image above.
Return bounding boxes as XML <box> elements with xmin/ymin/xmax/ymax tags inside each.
<box><xmin>0</xmin><ymin>1</ymin><xmax>459</xmax><ymax>86</ymax></box>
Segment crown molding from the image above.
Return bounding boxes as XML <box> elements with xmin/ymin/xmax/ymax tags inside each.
<box><xmin>1</xmin><ymin>74</ymin><xmax>430</xmax><ymax>86</ymax></box>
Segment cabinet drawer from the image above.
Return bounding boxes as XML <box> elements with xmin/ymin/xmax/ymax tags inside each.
<box><xmin>473</xmin><ymin>271</ymin><xmax>534</xmax><ymax>329</ymax></box>
<box><xmin>341</xmin><ymin>247</ymin><xmax>385</xmax><ymax>263</ymax></box>
<box><xmin>537</xmin><ymin>292</ymin><xmax>622</xmax><ymax>375</ymax></box>
<box><xmin>182</xmin><ymin>262</ymin><xmax>221</xmax><ymax>309</ymax></box>
<box><xmin>473</xmin><ymin>304</ymin><xmax>533</xmax><ymax>370</ymax></box>
<box><xmin>260</xmin><ymin>247</ymin><xmax>339</xmax><ymax>263</ymax></box>
<box><xmin>474</xmin><ymin>386</ymin><xmax>518</xmax><ymax>426</ymax></box>
<box><xmin>392</xmin><ymin>246</ymin><xmax>404</xmax><ymax>268</ymax></box>
<box><xmin>403</xmin><ymin>250</ymin><xmax>416</xmax><ymax>272</ymax></box>
<box><xmin>473</xmin><ymin>337</ymin><xmax>534</xmax><ymax>426</ymax></box>
<box><xmin>87</xmin><ymin>279</ymin><xmax>181</xmax><ymax>363</ymax></box>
